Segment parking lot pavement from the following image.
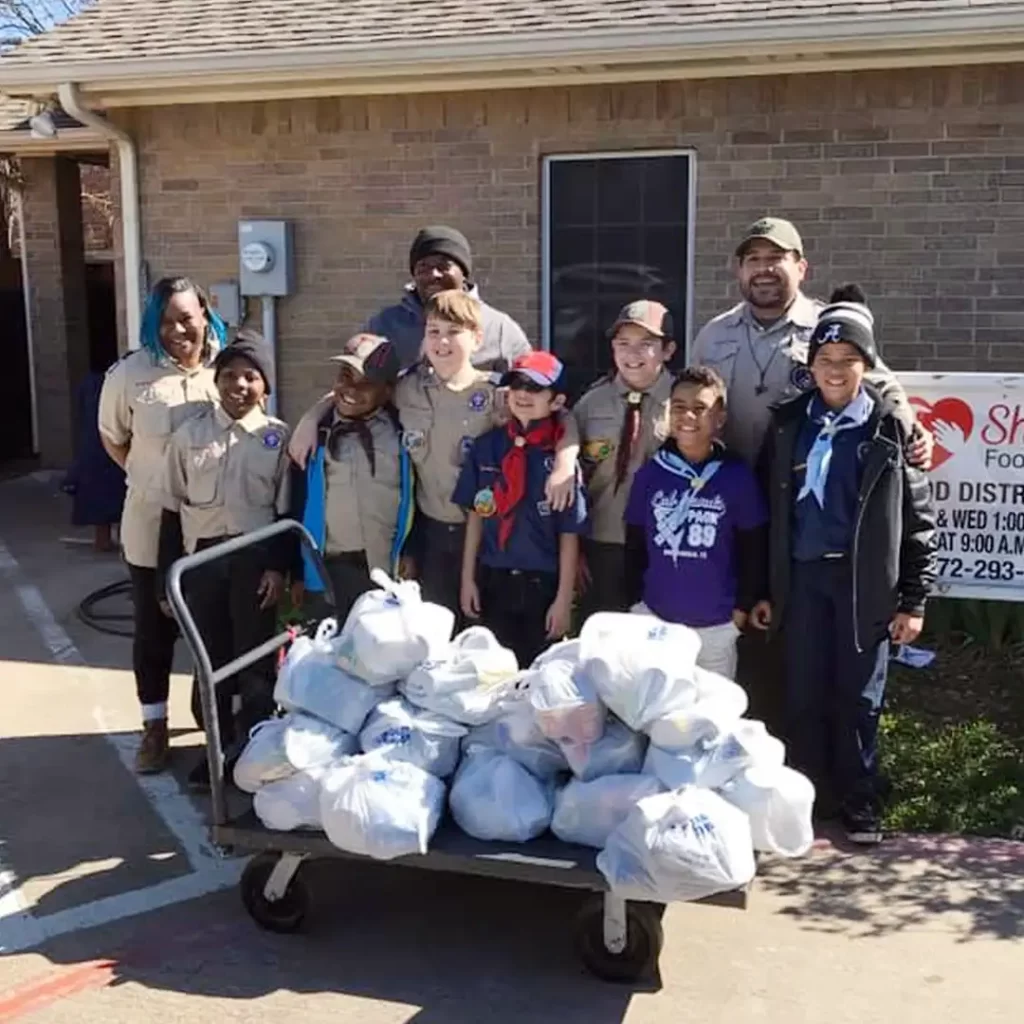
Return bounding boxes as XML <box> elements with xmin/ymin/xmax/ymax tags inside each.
<box><xmin>1</xmin><ymin>473</ymin><xmax>1022</xmax><ymax>1023</ymax></box>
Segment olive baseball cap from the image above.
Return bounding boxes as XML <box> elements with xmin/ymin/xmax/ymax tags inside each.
<box><xmin>609</xmin><ymin>299</ymin><xmax>675</xmax><ymax>340</ymax></box>
<box><xmin>735</xmin><ymin>217</ymin><xmax>804</xmax><ymax>257</ymax></box>
<box><xmin>330</xmin><ymin>333</ymin><xmax>400</xmax><ymax>385</ymax></box>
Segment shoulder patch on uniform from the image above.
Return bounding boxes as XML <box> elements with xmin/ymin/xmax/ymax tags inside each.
<box><xmin>467</xmin><ymin>389</ymin><xmax>491</xmax><ymax>413</ymax></box>
<box><xmin>790</xmin><ymin>364</ymin><xmax>815</xmax><ymax>391</ymax></box>
<box><xmin>262</xmin><ymin>429</ymin><xmax>283</xmax><ymax>450</ymax></box>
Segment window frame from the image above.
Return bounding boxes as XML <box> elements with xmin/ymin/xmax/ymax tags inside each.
<box><xmin>540</xmin><ymin>148</ymin><xmax>698</xmax><ymax>361</ymax></box>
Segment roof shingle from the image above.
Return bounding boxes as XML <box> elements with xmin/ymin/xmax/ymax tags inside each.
<box><xmin>2</xmin><ymin>0</ymin><xmax>1022</xmax><ymax>68</ymax></box>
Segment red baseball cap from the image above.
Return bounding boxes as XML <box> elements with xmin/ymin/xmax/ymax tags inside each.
<box><xmin>501</xmin><ymin>350</ymin><xmax>565</xmax><ymax>389</ymax></box>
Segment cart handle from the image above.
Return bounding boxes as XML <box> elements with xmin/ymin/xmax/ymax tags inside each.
<box><xmin>165</xmin><ymin>519</ymin><xmax>334</xmax><ymax>827</ymax></box>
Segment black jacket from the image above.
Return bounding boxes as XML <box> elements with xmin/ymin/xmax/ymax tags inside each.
<box><xmin>759</xmin><ymin>385</ymin><xmax>936</xmax><ymax>651</ymax></box>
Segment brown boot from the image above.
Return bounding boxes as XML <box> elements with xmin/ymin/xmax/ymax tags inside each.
<box><xmin>135</xmin><ymin>719</ymin><xmax>169</xmax><ymax>774</ymax></box>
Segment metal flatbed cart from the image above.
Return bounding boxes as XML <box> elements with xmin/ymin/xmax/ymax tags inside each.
<box><xmin>167</xmin><ymin>520</ymin><xmax>750</xmax><ymax>983</ymax></box>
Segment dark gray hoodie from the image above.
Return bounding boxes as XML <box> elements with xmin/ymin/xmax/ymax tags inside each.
<box><xmin>363</xmin><ymin>284</ymin><xmax>532</xmax><ymax>371</ymax></box>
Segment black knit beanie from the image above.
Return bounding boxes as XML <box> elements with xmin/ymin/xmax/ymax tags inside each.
<box><xmin>808</xmin><ymin>284</ymin><xmax>878</xmax><ymax>369</ymax></box>
<box><xmin>409</xmin><ymin>225</ymin><xmax>473</xmax><ymax>278</ymax></box>
<box><xmin>214</xmin><ymin>330</ymin><xmax>274</xmax><ymax>394</ymax></box>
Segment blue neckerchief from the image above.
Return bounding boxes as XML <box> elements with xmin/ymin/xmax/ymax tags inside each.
<box><xmin>301</xmin><ymin>415</ymin><xmax>414</xmax><ymax>592</ymax></box>
<box><xmin>797</xmin><ymin>389</ymin><xmax>874</xmax><ymax>507</ymax></box>
<box><xmin>652</xmin><ymin>446</ymin><xmax>724</xmax><ymax>540</ymax></box>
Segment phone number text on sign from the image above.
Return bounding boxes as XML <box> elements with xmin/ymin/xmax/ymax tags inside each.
<box><xmin>901</xmin><ymin>372</ymin><xmax>1024</xmax><ymax>601</ymax></box>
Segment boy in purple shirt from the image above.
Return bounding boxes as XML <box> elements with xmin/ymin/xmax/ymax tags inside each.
<box><xmin>624</xmin><ymin>366</ymin><xmax>769</xmax><ymax>678</ymax></box>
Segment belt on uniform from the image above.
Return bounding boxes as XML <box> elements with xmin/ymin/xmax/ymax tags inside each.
<box><xmin>821</xmin><ymin>552</ymin><xmax>847</xmax><ymax>561</ymax></box>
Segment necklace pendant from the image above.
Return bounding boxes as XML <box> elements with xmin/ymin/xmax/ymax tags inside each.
<box><xmin>755</xmin><ymin>384</ymin><xmax>767</xmax><ymax>396</ymax></box>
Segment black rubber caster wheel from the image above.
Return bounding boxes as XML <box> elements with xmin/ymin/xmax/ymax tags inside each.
<box><xmin>240</xmin><ymin>853</ymin><xmax>309</xmax><ymax>933</ymax></box>
<box><xmin>574</xmin><ymin>897</ymin><xmax>664</xmax><ymax>982</ymax></box>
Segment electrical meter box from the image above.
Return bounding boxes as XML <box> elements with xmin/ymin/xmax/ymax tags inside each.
<box><xmin>238</xmin><ymin>220</ymin><xmax>295</xmax><ymax>297</ymax></box>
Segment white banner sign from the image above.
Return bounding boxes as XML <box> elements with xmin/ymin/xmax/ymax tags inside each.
<box><xmin>900</xmin><ymin>372</ymin><xmax>1024</xmax><ymax>601</ymax></box>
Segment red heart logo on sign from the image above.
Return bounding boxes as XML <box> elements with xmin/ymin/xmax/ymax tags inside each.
<box><xmin>910</xmin><ymin>396</ymin><xmax>974</xmax><ymax>469</ymax></box>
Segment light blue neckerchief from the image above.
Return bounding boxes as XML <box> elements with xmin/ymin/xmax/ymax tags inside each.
<box><xmin>797</xmin><ymin>389</ymin><xmax>874</xmax><ymax>507</ymax></box>
<box><xmin>652</xmin><ymin>447</ymin><xmax>723</xmax><ymax>542</ymax></box>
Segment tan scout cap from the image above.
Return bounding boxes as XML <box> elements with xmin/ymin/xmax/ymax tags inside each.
<box><xmin>609</xmin><ymin>299</ymin><xmax>675</xmax><ymax>340</ymax></box>
<box><xmin>735</xmin><ymin>217</ymin><xmax>804</xmax><ymax>257</ymax></box>
<box><xmin>331</xmin><ymin>334</ymin><xmax>400</xmax><ymax>385</ymax></box>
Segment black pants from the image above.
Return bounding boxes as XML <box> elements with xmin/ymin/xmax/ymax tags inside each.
<box><xmin>304</xmin><ymin>551</ymin><xmax>374</xmax><ymax>626</ymax></box>
<box><xmin>128</xmin><ymin>563</ymin><xmax>178</xmax><ymax>708</ymax></box>
<box><xmin>479</xmin><ymin>566</ymin><xmax>559</xmax><ymax>669</ymax></box>
<box><xmin>579</xmin><ymin>539</ymin><xmax>630</xmax><ymax>626</ymax></box>
<box><xmin>418</xmin><ymin>517</ymin><xmax>465</xmax><ymax>627</ymax></box>
<box><xmin>184</xmin><ymin>539</ymin><xmax>277</xmax><ymax>751</ymax></box>
<box><xmin>783</xmin><ymin>559</ymin><xmax>889</xmax><ymax>816</ymax></box>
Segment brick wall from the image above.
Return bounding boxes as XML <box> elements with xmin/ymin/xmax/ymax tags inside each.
<box><xmin>115</xmin><ymin>63</ymin><xmax>1024</xmax><ymax>422</ymax></box>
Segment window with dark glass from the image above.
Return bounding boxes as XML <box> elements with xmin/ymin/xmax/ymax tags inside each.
<box><xmin>542</xmin><ymin>151</ymin><xmax>693</xmax><ymax>399</ymax></box>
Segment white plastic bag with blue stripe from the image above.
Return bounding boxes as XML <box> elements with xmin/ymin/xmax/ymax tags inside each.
<box><xmin>359</xmin><ymin>697</ymin><xmax>468</xmax><ymax>777</ymax></box>
<box><xmin>597</xmin><ymin>786</ymin><xmax>756</xmax><ymax>904</ymax></box>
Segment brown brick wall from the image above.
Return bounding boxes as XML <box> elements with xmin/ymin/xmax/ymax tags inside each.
<box><xmin>115</xmin><ymin>63</ymin><xmax>1024</xmax><ymax>422</ymax></box>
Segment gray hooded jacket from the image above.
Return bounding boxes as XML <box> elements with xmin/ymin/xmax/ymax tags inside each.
<box><xmin>363</xmin><ymin>284</ymin><xmax>531</xmax><ymax>371</ymax></box>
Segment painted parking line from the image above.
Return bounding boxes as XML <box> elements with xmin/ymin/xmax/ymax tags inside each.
<box><xmin>0</xmin><ymin>539</ymin><xmax>241</xmax><ymax>955</ymax></box>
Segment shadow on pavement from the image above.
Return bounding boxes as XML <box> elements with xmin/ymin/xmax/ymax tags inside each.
<box><xmin>8</xmin><ymin>863</ymin><xmax>646</xmax><ymax>1022</ymax></box>
<box><xmin>759</xmin><ymin>830</ymin><xmax>1024</xmax><ymax>941</ymax></box>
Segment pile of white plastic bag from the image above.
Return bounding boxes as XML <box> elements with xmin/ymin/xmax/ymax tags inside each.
<box><xmin>234</xmin><ymin>573</ymin><xmax>815</xmax><ymax>902</ymax></box>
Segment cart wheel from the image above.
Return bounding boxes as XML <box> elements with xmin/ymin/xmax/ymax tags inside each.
<box><xmin>574</xmin><ymin>896</ymin><xmax>664</xmax><ymax>983</ymax></box>
<box><xmin>240</xmin><ymin>852</ymin><xmax>309</xmax><ymax>933</ymax></box>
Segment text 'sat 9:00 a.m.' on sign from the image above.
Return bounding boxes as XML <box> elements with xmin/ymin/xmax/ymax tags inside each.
<box><xmin>901</xmin><ymin>372</ymin><xmax>1024</xmax><ymax>602</ymax></box>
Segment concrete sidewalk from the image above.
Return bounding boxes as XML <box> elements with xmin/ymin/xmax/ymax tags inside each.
<box><xmin>1</xmin><ymin>473</ymin><xmax>1021</xmax><ymax>1023</ymax></box>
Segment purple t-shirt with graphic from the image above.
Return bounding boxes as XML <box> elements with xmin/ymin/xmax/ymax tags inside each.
<box><xmin>624</xmin><ymin>449</ymin><xmax>767</xmax><ymax>628</ymax></box>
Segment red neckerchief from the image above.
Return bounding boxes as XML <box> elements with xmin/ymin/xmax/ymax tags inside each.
<box><xmin>492</xmin><ymin>416</ymin><xmax>563</xmax><ymax>549</ymax></box>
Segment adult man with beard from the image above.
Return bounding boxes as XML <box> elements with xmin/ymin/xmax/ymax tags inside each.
<box><xmin>691</xmin><ymin>217</ymin><xmax>925</xmax><ymax>465</ymax></box>
<box><xmin>364</xmin><ymin>225</ymin><xmax>531</xmax><ymax>372</ymax></box>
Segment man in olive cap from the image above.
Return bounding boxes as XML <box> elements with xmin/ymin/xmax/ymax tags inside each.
<box><xmin>363</xmin><ymin>224</ymin><xmax>531</xmax><ymax>372</ymax></box>
<box><xmin>691</xmin><ymin>216</ymin><xmax>928</xmax><ymax>466</ymax></box>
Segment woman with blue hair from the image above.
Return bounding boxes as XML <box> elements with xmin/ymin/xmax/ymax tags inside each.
<box><xmin>98</xmin><ymin>277</ymin><xmax>226</xmax><ymax>774</ymax></box>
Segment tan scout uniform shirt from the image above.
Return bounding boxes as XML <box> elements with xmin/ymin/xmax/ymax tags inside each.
<box><xmin>98</xmin><ymin>348</ymin><xmax>219</xmax><ymax>568</ymax></box>
<box><xmin>323</xmin><ymin>409</ymin><xmax>401</xmax><ymax>574</ymax></box>
<box><xmin>394</xmin><ymin>364</ymin><xmax>499</xmax><ymax>525</ymax></box>
<box><xmin>571</xmin><ymin>370</ymin><xmax>673</xmax><ymax>545</ymax></box>
<box><xmin>691</xmin><ymin>292</ymin><xmax>914</xmax><ymax>465</ymax></box>
<box><xmin>163</xmin><ymin>405</ymin><xmax>291</xmax><ymax>554</ymax></box>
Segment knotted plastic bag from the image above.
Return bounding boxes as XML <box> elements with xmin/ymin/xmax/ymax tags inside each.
<box><xmin>319</xmin><ymin>754</ymin><xmax>445</xmax><ymax>861</ymax></box>
<box><xmin>719</xmin><ymin>764</ymin><xmax>816</xmax><ymax>858</ymax></box>
<box><xmin>646</xmin><ymin>666</ymin><xmax>749</xmax><ymax>751</ymax></box>
<box><xmin>463</xmin><ymin>699</ymin><xmax>569</xmax><ymax>781</ymax></box>
<box><xmin>401</xmin><ymin>626</ymin><xmax>519</xmax><ymax>726</ymax></box>
<box><xmin>526</xmin><ymin>658</ymin><xmax>605</xmax><ymax>747</ymax></box>
<box><xmin>597</xmin><ymin>786</ymin><xmax>756</xmax><ymax>903</ymax></box>
<box><xmin>254</xmin><ymin>768</ymin><xmax>326</xmax><ymax>832</ymax></box>
<box><xmin>579</xmin><ymin>613</ymin><xmax>699</xmax><ymax>731</ymax></box>
<box><xmin>558</xmin><ymin>716</ymin><xmax>646</xmax><ymax>782</ymax></box>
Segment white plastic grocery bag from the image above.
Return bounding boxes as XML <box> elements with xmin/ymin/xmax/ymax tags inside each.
<box><xmin>463</xmin><ymin>700</ymin><xmax>569</xmax><ymax>781</ymax></box>
<box><xmin>551</xmin><ymin>774</ymin><xmax>664</xmax><ymax>848</ymax></box>
<box><xmin>529</xmin><ymin>638</ymin><xmax>581</xmax><ymax>670</ymax></box>
<box><xmin>646</xmin><ymin>667</ymin><xmax>749</xmax><ymax>750</ymax></box>
<box><xmin>449</xmin><ymin>749</ymin><xmax>554</xmax><ymax>842</ymax></box>
<box><xmin>233</xmin><ymin>717</ymin><xmax>296</xmax><ymax>793</ymax></box>
<box><xmin>359</xmin><ymin>697</ymin><xmax>468</xmax><ymax>778</ymax></box>
<box><xmin>401</xmin><ymin>626</ymin><xmax>520</xmax><ymax>726</ymax></box>
<box><xmin>558</xmin><ymin>716</ymin><xmax>647</xmax><ymax>782</ymax></box>
<box><xmin>719</xmin><ymin>764</ymin><xmax>816</xmax><ymax>857</ymax></box>
<box><xmin>644</xmin><ymin>719</ymin><xmax>786</xmax><ymax>791</ymax></box>
<box><xmin>253</xmin><ymin>768</ymin><xmax>326</xmax><ymax>832</ymax></box>
<box><xmin>319</xmin><ymin>755</ymin><xmax>445</xmax><ymax>861</ymax></box>
<box><xmin>275</xmin><ymin>620</ymin><xmax>392</xmax><ymax>734</ymax></box>
<box><xmin>335</xmin><ymin>569</ymin><xmax>455</xmax><ymax>685</ymax></box>
<box><xmin>282</xmin><ymin>712</ymin><xmax>359</xmax><ymax>771</ymax></box>
<box><xmin>526</xmin><ymin>658</ymin><xmax>605</xmax><ymax>746</ymax></box>
<box><xmin>578</xmin><ymin>613</ymin><xmax>699</xmax><ymax>731</ymax></box>
<box><xmin>597</xmin><ymin>786</ymin><xmax>756</xmax><ymax>903</ymax></box>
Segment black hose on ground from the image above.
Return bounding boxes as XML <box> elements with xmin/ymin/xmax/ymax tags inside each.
<box><xmin>77</xmin><ymin>578</ymin><xmax>134</xmax><ymax>637</ymax></box>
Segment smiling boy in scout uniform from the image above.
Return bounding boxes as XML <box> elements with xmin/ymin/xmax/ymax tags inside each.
<box><xmin>571</xmin><ymin>300</ymin><xmax>677</xmax><ymax>619</ymax></box>
<box><xmin>289</xmin><ymin>334</ymin><xmax>411</xmax><ymax>622</ymax></box>
<box><xmin>157</xmin><ymin>331</ymin><xmax>291</xmax><ymax>789</ymax></box>
<box><xmin>454</xmin><ymin>351</ymin><xmax>588</xmax><ymax>667</ymax></box>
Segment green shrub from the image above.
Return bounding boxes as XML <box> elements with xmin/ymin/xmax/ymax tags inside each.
<box><xmin>880</xmin><ymin>712</ymin><xmax>1024</xmax><ymax>836</ymax></box>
